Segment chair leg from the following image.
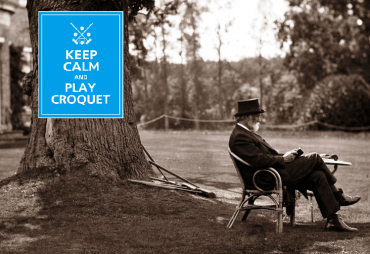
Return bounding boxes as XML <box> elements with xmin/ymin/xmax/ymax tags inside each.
<box><xmin>227</xmin><ymin>194</ymin><xmax>248</xmax><ymax>228</ymax></box>
<box><xmin>277</xmin><ymin>212</ymin><xmax>283</xmax><ymax>233</ymax></box>
<box><xmin>277</xmin><ymin>192</ymin><xmax>284</xmax><ymax>233</ymax></box>
<box><xmin>290</xmin><ymin>205</ymin><xmax>296</xmax><ymax>227</ymax></box>
<box><xmin>310</xmin><ymin>194</ymin><xmax>314</xmax><ymax>223</ymax></box>
<box><xmin>289</xmin><ymin>194</ymin><xmax>296</xmax><ymax>227</ymax></box>
<box><xmin>241</xmin><ymin>198</ymin><xmax>255</xmax><ymax>221</ymax></box>
<box><xmin>227</xmin><ymin>207</ymin><xmax>241</xmax><ymax>228</ymax></box>
<box><xmin>241</xmin><ymin>209</ymin><xmax>251</xmax><ymax>221</ymax></box>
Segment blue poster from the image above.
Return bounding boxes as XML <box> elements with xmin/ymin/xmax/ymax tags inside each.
<box><xmin>38</xmin><ymin>11</ymin><xmax>123</xmax><ymax>118</ymax></box>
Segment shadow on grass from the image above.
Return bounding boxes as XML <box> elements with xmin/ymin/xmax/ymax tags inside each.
<box><xmin>0</xmin><ymin>170</ymin><xmax>369</xmax><ymax>253</ymax></box>
<box><xmin>185</xmin><ymin>174</ymin><xmax>241</xmax><ymax>191</ymax></box>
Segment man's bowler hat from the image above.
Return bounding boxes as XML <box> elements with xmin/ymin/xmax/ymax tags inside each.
<box><xmin>234</xmin><ymin>98</ymin><xmax>265</xmax><ymax>117</ymax></box>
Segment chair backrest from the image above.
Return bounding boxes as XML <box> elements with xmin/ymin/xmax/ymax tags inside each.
<box><xmin>228</xmin><ymin>148</ymin><xmax>253</xmax><ymax>192</ymax></box>
<box><xmin>228</xmin><ymin>148</ymin><xmax>253</xmax><ymax>167</ymax></box>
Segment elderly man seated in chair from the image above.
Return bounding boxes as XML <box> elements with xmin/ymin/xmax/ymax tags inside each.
<box><xmin>229</xmin><ymin>99</ymin><xmax>361</xmax><ymax>232</ymax></box>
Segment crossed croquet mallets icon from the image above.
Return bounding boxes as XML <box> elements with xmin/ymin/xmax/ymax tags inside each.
<box><xmin>71</xmin><ymin>22</ymin><xmax>93</xmax><ymax>45</ymax></box>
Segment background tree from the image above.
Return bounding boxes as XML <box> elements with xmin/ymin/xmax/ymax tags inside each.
<box><xmin>277</xmin><ymin>0</ymin><xmax>370</xmax><ymax>89</ymax></box>
<box><xmin>10</xmin><ymin>45</ymin><xmax>26</xmax><ymax>130</ymax></box>
<box><xmin>177</xmin><ymin>20</ymin><xmax>190</xmax><ymax>123</ymax></box>
<box><xmin>19</xmin><ymin>0</ymin><xmax>155</xmax><ymax>180</ymax></box>
<box><xmin>130</xmin><ymin>0</ymin><xmax>181</xmax><ymax>129</ymax></box>
<box><xmin>275</xmin><ymin>0</ymin><xmax>370</xmax><ymax>127</ymax></box>
<box><xmin>129</xmin><ymin>13</ymin><xmax>153</xmax><ymax>121</ymax></box>
<box><xmin>319</xmin><ymin>0</ymin><xmax>370</xmax><ymax>83</ymax></box>
<box><xmin>152</xmin><ymin>0</ymin><xmax>180</xmax><ymax>130</ymax></box>
<box><xmin>301</xmin><ymin>74</ymin><xmax>370</xmax><ymax>129</ymax></box>
<box><xmin>210</xmin><ymin>0</ymin><xmax>232</xmax><ymax>120</ymax></box>
<box><xmin>181</xmin><ymin>0</ymin><xmax>206</xmax><ymax>130</ymax></box>
<box><xmin>252</xmin><ymin>0</ymin><xmax>280</xmax><ymax>112</ymax></box>
<box><xmin>215</xmin><ymin>23</ymin><xmax>225</xmax><ymax>120</ymax></box>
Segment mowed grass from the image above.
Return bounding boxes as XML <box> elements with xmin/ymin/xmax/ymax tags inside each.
<box><xmin>140</xmin><ymin>129</ymin><xmax>370</xmax><ymax>223</ymax></box>
<box><xmin>0</xmin><ymin>129</ymin><xmax>369</xmax><ymax>253</ymax></box>
<box><xmin>0</xmin><ymin>148</ymin><xmax>24</xmax><ymax>180</ymax></box>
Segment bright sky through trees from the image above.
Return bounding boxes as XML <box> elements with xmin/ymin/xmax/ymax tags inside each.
<box><xmin>137</xmin><ymin>0</ymin><xmax>289</xmax><ymax>63</ymax></box>
<box><xmin>199</xmin><ymin>0</ymin><xmax>289</xmax><ymax>62</ymax></box>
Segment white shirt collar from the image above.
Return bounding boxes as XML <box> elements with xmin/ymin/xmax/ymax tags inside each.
<box><xmin>237</xmin><ymin>123</ymin><xmax>250</xmax><ymax>132</ymax></box>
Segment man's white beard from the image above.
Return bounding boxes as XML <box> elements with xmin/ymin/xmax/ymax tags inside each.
<box><xmin>251</xmin><ymin>122</ymin><xmax>260</xmax><ymax>132</ymax></box>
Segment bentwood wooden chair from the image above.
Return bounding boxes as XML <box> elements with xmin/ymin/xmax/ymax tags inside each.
<box><xmin>227</xmin><ymin>148</ymin><xmax>295</xmax><ymax>233</ymax></box>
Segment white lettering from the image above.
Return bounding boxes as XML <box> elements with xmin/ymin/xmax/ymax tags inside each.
<box><xmin>65</xmin><ymin>62</ymin><xmax>98</xmax><ymax>71</ymax></box>
<box><xmin>51</xmin><ymin>94</ymin><xmax>109</xmax><ymax>104</ymax></box>
<box><xmin>52</xmin><ymin>95</ymin><xmax>59</xmax><ymax>104</ymax></box>
<box><xmin>79</xmin><ymin>83</ymin><xmax>87</xmax><ymax>92</ymax></box>
<box><xmin>66</xmin><ymin>83</ymin><xmax>72</xmax><ymax>92</ymax></box>
<box><xmin>82</xmin><ymin>62</ymin><xmax>89</xmax><ymax>71</ymax></box>
<box><xmin>73</xmin><ymin>83</ymin><xmax>78</xmax><ymax>92</ymax></box>
<box><xmin>83</xmin><ymin>50</ymin><xmax>89</xmax><ymax>59</ymax></box>
<box><xmin>90</xmin><ymin>62</ymin><xmax>99</xmax><ymax>71</ymax></box>
<box><xmin>72</xmin><ymin>62</ymin><xmax>81</xmax><ymax>71</ymax></box>
<box><xmin>75</xmin><ymin>50</ymin><xmax>81</xmax><ymax>59</ymax></box>
<box><xmin>67</xmin><ymin>95</ymin><xmax>76</xmax><ymax>104</ymax></box>
<box><xmin>103</xmin><ymin>95</ymin><xmax>110</xmax><ymax>104</ymax></box>
<box><xmin>60</xmin><ymin>95</ymin><xmax>66</xmax><ymax>104</ymax></box>
<box><xmin>74</xmin><ymin>75</ymin><xmax>88</xmax><ymax>80</ymax></box>
<box><xmin>91</xmin><ymin>50</ymin><xmax>97</xmax><ymax>59</ymax></box>
<box><xmin>77</xmin><ymin>95</ymin><xmax>86</xmax><ymax>105</ymax></box>
<box><xmin>66</xmin><ymin>50</ymin><xmax>74</xmax><ymax>59</ymax></box>
<box><xmin>64</xmin><ymin>62</ymin><xmax>71</xmax><ymax>71</ymax></box>
<box><xmin>88</xmin><ymin>83</ymin><xmax>96</xmax><ymax>92</ymax></box>
<box><xmin>66</xmin><ymin>50</ymin><xmax>97</xmax><ymax>60</ymax></box>
<box><xmin>87</xmin><ymin>95</ymin><xmax>95</xmax><ymax>104</ymax></box>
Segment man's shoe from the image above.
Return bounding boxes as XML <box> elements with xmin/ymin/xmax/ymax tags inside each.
<box><xmin>325</xmin><ymin>214</ymin><xmax>358</xmax><ymax>232</ymax></box>
<box><xmin>334</xmin><ymin>188</ymin><xmax>361</xmax><ymax>206</ymax></box>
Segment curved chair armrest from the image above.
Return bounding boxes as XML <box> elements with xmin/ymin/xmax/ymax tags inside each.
<box><xmin>253</xmin><ymin>168</ymin><xmax>282</xmax><ymax>192</ymax></box>
<box><xmin>266</xmin><ymin>167</ymin><xmax>283</xmax><ymax>190</ymax></box>
<box><xmin>228</xmin><ymin>148</ymin><xmax>283</xmax><ymax>192</ymax></box>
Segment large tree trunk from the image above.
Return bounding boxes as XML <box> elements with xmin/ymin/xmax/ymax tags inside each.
<box><xmin>18</xmin><ymin>0</ymin><xmax>154</xmax><ymax>180</ymax></box>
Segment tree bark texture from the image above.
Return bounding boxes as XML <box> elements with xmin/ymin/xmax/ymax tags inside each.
<box><xmin>18</xmin><ymin>0</ymin><xmax>154</xmax><ymax>180</ymax></box>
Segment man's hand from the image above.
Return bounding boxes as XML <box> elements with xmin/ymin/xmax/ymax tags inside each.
<box><xmin>320</xmin><ymin>153</ymin><xmax>338</xmax><ymax>161</ymax></box>
<box><xmin>283</xmin><ymin>150</ymin><xmax>298</xmax><ymax>163</ymax></box>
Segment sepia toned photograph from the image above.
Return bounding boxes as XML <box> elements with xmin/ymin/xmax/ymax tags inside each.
<box><xmin>0</xmin><ymin>0</ymin><xmax>369</xmax><ymax>253</ymax></box>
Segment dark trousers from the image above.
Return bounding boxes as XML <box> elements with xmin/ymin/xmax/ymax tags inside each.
<box><xmin>293</xmin><ymin>170</ymin><xmax>340</xmax><ymax>218</ymax></box>
<box><xmin>287</xmin><ymin>153</ymin><xmax>340</xmax><ymax>218</ymax></box>
<box><xmin>286</xmin><ymin>153</ymin><xmax>337</xmax><ymax>186</ymax></box>
<box><xmin>253</xmin><ymin>152</ymin><xmax>340</xmax><ymax>218</ymax></box>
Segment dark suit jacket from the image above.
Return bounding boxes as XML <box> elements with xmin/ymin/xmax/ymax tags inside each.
<box><xmin>229</xmin><ymin>124</ymin><xmax>291</xmax><ymax>190</ymax></box>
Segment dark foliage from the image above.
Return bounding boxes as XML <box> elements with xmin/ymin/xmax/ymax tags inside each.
<box><xmin>301</xmin><ymin>74</ymin><xmax>370</xmax><ymax>130</ymax></box>
<box><xmin>277</xmin><ymin>0</ymin><xmax>370</xmax><ymax>89</ymax></box>
<box><xmin>128</xmin><ymin>0</ymin><xmax>155</xmax><ymax>21</ymax></box>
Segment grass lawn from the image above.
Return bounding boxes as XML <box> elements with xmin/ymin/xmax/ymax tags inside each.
<box><xmin>0</xmin><ymin>129</ymin><xmax>369</xmax><ymax>253</ymax></box>
<box><xmin>0</xmin><ymin>148</ymin><xmax>24</xmax><ymax>180</ymax></box>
